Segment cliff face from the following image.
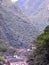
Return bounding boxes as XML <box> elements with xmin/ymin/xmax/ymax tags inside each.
<box><xmin>15</xmin><ymin>0</ymin><xmax>49</xmax><ymax>31</ymax></box>
<box><xmin>0</xmin><ymin>0</ymin><xmax>39</xmax><ymax>48</ymax></box>
<box><xmin>29</xmin><ymin>0</ymin><xmax>49</xmax><ymax>31</ymax></box>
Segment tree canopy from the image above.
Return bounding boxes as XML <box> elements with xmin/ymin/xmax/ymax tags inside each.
<box><xmin>27</xmin><ymin>25</ymin><xmax>49</xmax><ymax>65</ymax></box>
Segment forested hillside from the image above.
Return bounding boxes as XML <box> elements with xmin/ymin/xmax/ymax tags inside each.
<box><xmin>27</xmin><ymin>25</ymin><xmax>49</xmax><ymax>65</ymax></box>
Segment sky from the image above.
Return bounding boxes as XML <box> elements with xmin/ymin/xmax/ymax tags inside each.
<box><xmin>11</xmin><ymin>0</ymin><xmax>18</xmax><ymax>2</ymax></box>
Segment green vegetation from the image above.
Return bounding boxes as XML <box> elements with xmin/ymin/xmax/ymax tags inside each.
<box><xmin>0</xmin><ymin>39</ymin><xmax>9</xmax><ymax>53</ymax></box>
<box><xmin>44</xmin><ymin>25</ymin><xmax>49</xmax><ymax>33</ymax></box>
<box><xmin>27</xmin><ymin>25</ymin><xmax>49</xmax><ymax>65</ymax></box>
<box><xmin>0</xmin><ymin>39</ymin><xmax>18</xmax><ymax>58</ymax></box>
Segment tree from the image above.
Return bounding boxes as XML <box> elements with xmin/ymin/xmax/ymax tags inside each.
<box><xmin>44</xmin><ymin>25</ymin><xmax>49</xmax><ymax>33</ymax></box>
<box><xmin>27</xmin><ymin>25</ymin><xmax>49</xmax><ymax>65</ymax></box>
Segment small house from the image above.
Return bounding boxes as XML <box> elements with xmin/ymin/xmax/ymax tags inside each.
<box><xmin>4</xmin><ymin>58</ymin><xmax>28</xmax><ymax>65</ymax></box>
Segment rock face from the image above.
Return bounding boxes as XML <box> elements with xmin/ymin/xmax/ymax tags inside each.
<box><xmin>15</xmin><ymin>0</ymin><xmax>49</xmax><ymax>31</ymax></box>
<box><xmin>29</xmin><ymin>0</ymin><xmax>49</xmax><ymax>31</ymax></box>
<box><xmin>0</xmin><ymin>0</ymin><xmax>39</xmax><ymax>48</ymax></box>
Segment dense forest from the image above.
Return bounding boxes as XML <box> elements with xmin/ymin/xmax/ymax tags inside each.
<box><xmin>27</xmin><ymin>25</ymin><xmax>49</xmax><ymax>65</ymax></box>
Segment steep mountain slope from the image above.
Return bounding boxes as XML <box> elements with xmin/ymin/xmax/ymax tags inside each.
<box><xmin>0</xmin><ymin>0</ymin><xmax>39</xmax><ymax>48</ymax></box>
<box><xmin>29</xmin><ymin>0</ymin><xmax>49</xmax><ymax>31</ymax></box>
<box><xmin>15</xmin><ymin>0</ymin><xmax>49</xmax><ymax>31</ymax></box>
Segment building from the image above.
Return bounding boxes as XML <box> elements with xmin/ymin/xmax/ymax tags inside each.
<box><xmin>4</xmin><ymin>58</ymin><xmax>28</xmax><ymax>65</ymax></box>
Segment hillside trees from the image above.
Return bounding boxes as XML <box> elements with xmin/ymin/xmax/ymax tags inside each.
<box><xmin>27</xmin><ymin>25</ymin><xmax>49</xmax><ymax>65</ymax></box>
<box><xmin>0</xmin><ymin>39</ymin><xmax>9</xmax><ymax>52</ymax></box>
